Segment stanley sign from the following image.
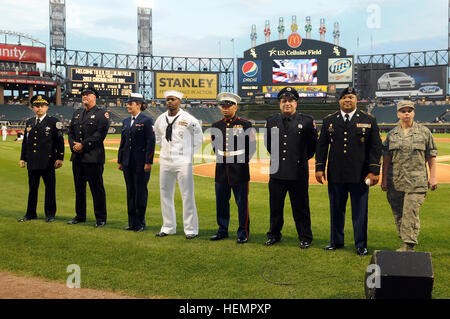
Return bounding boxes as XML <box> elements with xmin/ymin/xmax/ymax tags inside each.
<box><xmin>155</xmin><ymin>72</ymin><xmax>218</xmax><ymax>100</ymax></box>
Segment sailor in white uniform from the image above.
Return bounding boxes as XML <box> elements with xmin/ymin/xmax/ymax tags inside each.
<box><xmin>154</xmin><ymin>90</ymin><xmax>204</xmax><ymax>239</ymax></box>
<box><xmin>1</xmin><ymin>124</ymin><xmax>7</xmax><ymax>141</ymax></box>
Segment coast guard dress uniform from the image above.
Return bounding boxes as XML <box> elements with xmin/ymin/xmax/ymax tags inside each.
<box><xmin>264</xmin><ymin>87</ymin><xmax>318</xmax><ymax>248</ymax></box>
<box><xmin>315</xmin><ymin>87</ymin><xmax>382</xmax><ymax>255</ymax></box>
<box><xmin>210</xmin><ymin>92</ymin><xmax>257</xmax><ymax>243</ymax></box>
<box><xmin>154</xmin><ymin>90</ymin><xmax>204</xmax><ymax>238</ymax></box>
<box><xmin>118</xmin><ymin>93</ymin><xmax>156</xmax><ymax>232</ymax></box>
<box><xmin>67</xmin><ymin>87</ymin><xmax>110</xmax><ymax>227</ymax></box>
<box><xmin>19</xmin><ymin>95</ymin><xmax>65</xmax><ymax>222</ymax></box>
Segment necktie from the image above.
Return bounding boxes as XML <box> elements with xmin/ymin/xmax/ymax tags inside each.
<box><xmin>344</xmin><ymin>114</ymin><xmax>350</xmax><ymax>126</ymax></box>
<box><xmin>165</xmin><ymin>115</ymin><xmax>180</xmax><ymax>142</ymax></box>
<box><xmin>131</xmin><ymin>117</ymin><xmax>136</xmax><ymax>126</ymax></box>
<box><xmin>36</xmin><ymin>119</ymin><xmax>40</xmax><ymax>126</ymax></box>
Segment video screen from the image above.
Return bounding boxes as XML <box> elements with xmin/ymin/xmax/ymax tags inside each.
<box><xmin>272</xmin><ymin>59</ymin><xmax>318</xmax><ymax>84</ymax></box>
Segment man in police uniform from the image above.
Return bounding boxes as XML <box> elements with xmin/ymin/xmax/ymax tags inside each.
<box><xmin>264</xmin><ymin>87</ymin><xmax>318</xmax><ymax>248</ymax></box>
<box><xmin>18</xmin><ymin>95</ymin><xmax>64</xmax><ymax>222</ymax></box>
<box><xmin>315</xmin><ymin>87</ymin><xmax>382</xmax><ymax>256</ymax></box>
<box><xmin>210</xmin><ymin>92</ymin><xmax>257</xmax><ymax>244</ymax></box>
<box><xmin>67</xmin><ymin>87</ymin><xmax>110</xmax><ymax>228</ymax></box>
<box><xmin>154</xmin><ymin>90</ymin><xmax>204</xmax><ymax>239</ymax></box>
<box><xmin>118</xmin><ymin>93</ymin><xmax>155</xmax><ymax>232</ymax></box>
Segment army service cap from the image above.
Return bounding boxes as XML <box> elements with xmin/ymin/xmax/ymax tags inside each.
<box><xmin>81</xmin><ymin>87</ymin><xmax>100</xmax><ymax>98</ymax></box>
<box><xmin>217</xmin><ymin>92</ymin><xmax>241</xmax><ymax>106</ymax></box>
<box><xmin>30</xmin><ymin>95</ymin><xmax>49</xmax><ymax>106</ymax></box>
<box><xmin>339</xmin><ymin>87</ymin><xmax>357</xmax><ymax>100</ymax></box>
<box><xmin>164</xmin><ymin>90</ymin><xmax>184</xmax><ymax>100</ymax></box>
<box><xmin>277</xmin><ymin>87</ymin><xmax>299</xmax><ymax>101</ymax></box>
<box><xmin>397</xmin><ymin>100</ymin><xmax>415</xmax><ymax>111</ymax></box>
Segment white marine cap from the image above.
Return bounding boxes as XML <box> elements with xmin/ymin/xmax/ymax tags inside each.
<box><xmin>164</xmin><ymin>90</ymin><xmax>184</xmax><ymax>100</ymax></box>
<box><xmin>217</xmin><ymin>92</ymin><xmax>241</xmax><ymax>105</ymax></box>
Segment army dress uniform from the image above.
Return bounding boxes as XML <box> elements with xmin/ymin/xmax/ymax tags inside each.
<box><xmin>118</xmin><ymin>111</ymin><xmax>156</xmax><ymax>231</ymax></box>
<box><xmin>211</xmin><ymin>115</ymin><xmax>256</xmax><ymax>241</ymax></box>
<box><xmin>316</xmin><ymin>105</ymin><xmax>382</xmax><ymax>250</ymax></box>
<box><xmin>264</xmin><ymin>109</ymin><xmax>318</xmax><ymax>244</ymax></box>
<box><xmin>383</xmin><ymin>121</ymin><xmax>437</xmax><ymax>245</ymax></box>
<box><xmin>68</xmin><ymin>101</ymin><xmax>110</xmax><ymax>224</ymax></box>
<box><xmin>20</xmin><ymin>107</ymin><xmax>65</xmax><ymax>220</ymax></box>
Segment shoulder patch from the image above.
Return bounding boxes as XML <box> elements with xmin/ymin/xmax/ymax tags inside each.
<box><xmin>56</xmin><ymin>122</ymin><xmax>63</xmax><ymax>129</ymax></box>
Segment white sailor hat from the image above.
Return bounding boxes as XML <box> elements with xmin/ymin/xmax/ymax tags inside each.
<box><xmin>164</xmin><ymin>90</ymin><xmax>184</xmax><ymax>100</ymax></box>
<box><xmin>126</xmin><ymin>92</ymin><xmax>145</xmax><ymax>103</ymax></box>
<box><xmin>217</xmin><ymin>92</ymin><xmax>241</xmax><ymax>105</ymax></box>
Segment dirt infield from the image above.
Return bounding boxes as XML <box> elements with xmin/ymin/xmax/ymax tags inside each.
<box><xmin>193</xmin><ymin>158</ymin><xmax>450</xmax><ymax>184</ymax></box>
<box><xmin>0</xmin><ymin>272</ymin><xmax>134</xmax><ymax>299</ymax></box>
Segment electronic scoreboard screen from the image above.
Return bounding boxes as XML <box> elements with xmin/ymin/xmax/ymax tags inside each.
<box><xmin>69</xmin><ymin>67</ymin><xmax>137</xmax><ymax>98</ymax></box>
<box><xmin>272</xmin><ymin>59</ymin><xmax>318</xmax><ymax>84</ymax></box>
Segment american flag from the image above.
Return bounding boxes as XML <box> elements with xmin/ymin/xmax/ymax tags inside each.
<box><xmin>272</xmin><ymin>59</ymin><xmax>317</xmax><ymax>84</ymax></box>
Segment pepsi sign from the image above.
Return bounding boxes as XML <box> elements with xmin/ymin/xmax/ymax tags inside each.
<box><xmin>239</xmin><ymin>60</ymin><xmax>262</xmax><ymax>84</ymax></box>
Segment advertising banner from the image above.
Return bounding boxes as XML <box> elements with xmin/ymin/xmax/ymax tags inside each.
<box><xmin>370</xmin><ymin>66</ymin><xmax>446</xmax><ymax>98</ymax></box>
<box><xmin>155</xmin><ymin>72</ymin><xmax>218</xmax><ymax>100</ymax></box>
<box><xmin>328</xmin><ymin>57</ymin><xmax>353</xmax><ymax>83</ymax></box>
<box><xmin>0</xmin><ymin>44</ymin><xmax>46</xmax><ymax>63</ymax></box>
<box><xmin>238</xmin><ymin>60</ymin><xmax>262</xmax><ymax>84</ymax></box>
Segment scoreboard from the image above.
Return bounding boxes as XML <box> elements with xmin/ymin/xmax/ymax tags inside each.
<box><xmin>68</xmin><ymin>67</ymin><xmax>137</xmax><ymax>97</ymax></box>
<box><xmin>238</xmin><ymin>37</ymin><xmax>353</xmax><ymax>98</ymax></box>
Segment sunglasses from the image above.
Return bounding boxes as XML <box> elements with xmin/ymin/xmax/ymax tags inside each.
<box><xmin>398</xmin><ymin>109</ymin><xmax>414</xmax><ymax>113</ymax></box>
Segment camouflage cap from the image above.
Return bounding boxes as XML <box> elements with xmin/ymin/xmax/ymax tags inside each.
<box><xmin>397</xmin><ymin>100</ymin><xmax>415</xmax><ymax>111</ymax></box>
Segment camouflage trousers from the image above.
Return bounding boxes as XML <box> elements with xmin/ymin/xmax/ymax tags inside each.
<box><xmin>386</xmin><ymin>188</ymin><xmax>426</xmax><ymax>245</ymax></box>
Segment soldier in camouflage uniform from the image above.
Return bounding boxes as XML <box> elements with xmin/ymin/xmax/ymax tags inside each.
<box><xmin>381</xmin><ymin>100</ymin><xmax>438</xmax><ymax>252</ymax></box>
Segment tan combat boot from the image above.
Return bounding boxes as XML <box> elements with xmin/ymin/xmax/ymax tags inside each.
<box><xmin>396</xmin><ymin>243</ymin><xmax>416</xmax><ymax>252</ymax></box>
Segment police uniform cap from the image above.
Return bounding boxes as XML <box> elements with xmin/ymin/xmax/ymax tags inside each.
<box><xmin>396</xmin><ymin>100</ymin><xmax>415</xmax><ymax>111</ymax></box>
<box><xmin>217</xmin><ymin>92</ymin><xmax>241</xmax><ymax>105</ymax></box>
<box><xmin>126</xmin><ymin>92</ymin><xmax>145</xmax><ymax>104</ymax></box>
<box><xmin>164</xmin><ymin>90</ymin><xmax>184</xmax><ymax>100</ymax></box>
<box><xmin>277</xmin><ymin>87</ymin><xmax>299</xmax><ymax>101</ymax></box>
<box><xmin>339</xmin><ymin>87</ymin><xmax>357</xmax><ymax>100</ymax></box>
<box><xmin>30</xmin><ymin>95</ymin><xmax>49</xmax><ymax>106</ymax></box>
<box><xmin>81</xmin><ymin>87</ymin><xmax>100</xmax><ymax>98</ymax></box>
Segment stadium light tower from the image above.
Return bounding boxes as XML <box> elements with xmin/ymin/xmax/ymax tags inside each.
<box><xmin>137</xmin><ymin>1</ymin><xmax>153</xmax><ymax>98</ymax></box>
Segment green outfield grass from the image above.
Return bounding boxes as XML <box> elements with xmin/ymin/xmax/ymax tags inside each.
<box><xmin>0</xmin><ymin>134</ymin><xmax>449</xmax><ymax>299</ymax></box>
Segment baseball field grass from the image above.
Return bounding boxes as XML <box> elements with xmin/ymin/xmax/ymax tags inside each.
<box><xmin>0</xmin><ymin>133</ymin><xmax>449</xmax><ymax>299</ymax></box>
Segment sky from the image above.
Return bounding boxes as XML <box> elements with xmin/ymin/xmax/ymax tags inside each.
<box><xmin>0</xmin><ymin>0</ymin><xmax>447</xmax><ymax>59</ymax></box>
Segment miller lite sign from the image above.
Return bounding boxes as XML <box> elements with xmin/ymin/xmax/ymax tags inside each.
<box><xmin>328</xmin><ymin>57</ymin><xmax>353</xmax><ymax>83</ymax></box>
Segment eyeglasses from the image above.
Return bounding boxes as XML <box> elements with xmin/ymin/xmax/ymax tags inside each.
<box><xmin>399</xmin><ymin>109</ymin><xmax>414</xmax><ymax>113</ymax></box>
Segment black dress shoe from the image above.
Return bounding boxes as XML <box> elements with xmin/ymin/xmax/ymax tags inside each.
<box><xmin>45</xmin><ymin>217</ymin><xmax>55</xmax><ymax>223</ymax></box>
<box><xmin>186</xmin><ymin>234</ymin><xmax>198</xmax><ymax>239</ymax></box>
<box><xmin>356</xmin><ymin>248</ymin><xmax>368</xmax><ymax>256</ymax></box>
<box><xmin>299</xmin><ymin>241</ymin><xmax>311</xmax><ymax>249</ymax></box>
<box><xmin>264</xmin><ymin>238</ymin><xmax>280</xmax><ymax>246</ymax></box>
<box><xmin>134</xmin><ymin>227</ymin><xmax>145</xmax><ymax>233</ymax></box>
<box><xmin>156</xmin><ymin>232</ymin><xmax>169</xmax><ymax>237</ymax></box>
<box><xmin>18</xmin><ymin>216</ymin><xmax>36</xmax><ymax>222</ymax></box>
<box><xmin>67</xmin><ymin>218</ymin><xmax>85</xmax><ymax>225</ymax></box>
<box><xmin>124</xmin><ymin>226</ymin><xmax>134</xmax><ymax>231</ymax></box>
<box><xmin>324</xmin><ymin>244</ymin><xmax>344</xmax><ymax>250</ymax></box>
<box><xmin>237</xmin><ymin>238</ymin><xmax>248</xmax><ymax>244</ymax></box>
<box><xmin>210</xmin><ymin>234</ymin><xmax>228</xmax><ymax>241</ymax></box>
<box><xmin>94</xmin><ymin>221</ymin><xmax>106</xmax><ymax>228</ymax></box>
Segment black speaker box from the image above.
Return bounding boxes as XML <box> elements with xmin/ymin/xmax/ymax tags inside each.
<box><xmin>365</xmin><ymin>250</ymin><xmax>434</xmax><ymax>299</ymax></box>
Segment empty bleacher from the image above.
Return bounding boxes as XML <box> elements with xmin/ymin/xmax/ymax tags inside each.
<box><xmin>371</xmin><ymin>105</ymin><xmax>450</xmax><ymax>123</ymax></box>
